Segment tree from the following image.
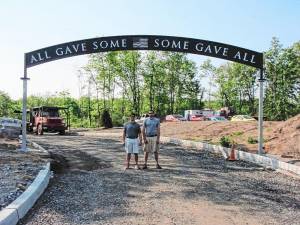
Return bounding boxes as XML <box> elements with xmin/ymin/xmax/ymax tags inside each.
<box><xmin>200</xmin><ymin>59</ymin><xmax>216</xmax><ymax>109</ymax></box>
<box><xmin>214</xmin><ymin>62</ymin><xmax>257</xmax><ymax>115</ymax></box>
<box><xmin>0</xmin><ymin>91</ymin><xmax>14</xmax><ymax>117</ymax></box>
<box><xmin>117</xmin><ymin>51</ymin><xmax>143</xmax><ymax>115</ymax></box>
<box><xmin>264</xmin><ymin>38</ymin><xmax>300</xmax><ymax>120</ymax></box>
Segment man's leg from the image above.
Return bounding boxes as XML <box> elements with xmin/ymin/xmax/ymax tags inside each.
<box><xmin>143</xmin><ymin>152</ymin><xmax>149</xmax><ymax>169</ymax></box>
<box><xmin>154</xmin><ymin>152</ymin><xmax>159</xmax><ymax>164</ymax></box>
<box><xmin>154</xmin><ymin>152</ymin><xmax>161</xmax><ymax>169</ymax></box>
<box><xmin>134</xmin><ymin>153</ymin><xmax>139</xmax><ymax>164</ymax></box>
<box><xmin>143</xmin><ymin>139</ymin><xmax>149</xmax><ymax>169</ymax></box>
<box><xmin>134</xmin><ymin>153</ymin><xmax>140</xmax><ymax>169</ymax></box>
<box><xmin>154</xmin><ymin>141</ymin><xmax>162</xmax><ymax>169</ymax></box>
<box><xmin>126</xmin><ymin>153</ymin><xmax>131</xmax><ymax>169</ymax></box>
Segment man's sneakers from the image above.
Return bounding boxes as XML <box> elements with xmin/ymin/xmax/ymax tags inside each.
<box><xmin>134</xmin><ymin>165</ymin><xmax>141</xmax><ymax>170</ymax></box>
<box><xmin>142</xmin><ymin>164</ymin><xmax>162</xmax><ymax>169</ymax></box>
<box><xmin>142</xmin><ymin>164</ymin><xmax>148</xmax><ymax>170</ymax></box>
<box><xmin>125</xmin><ymin>165</ymin><xmax>141</xmax><ymax>170</ymax></box>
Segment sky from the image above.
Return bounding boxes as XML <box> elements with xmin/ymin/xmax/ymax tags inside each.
<box><xmin>0</xmin><ymin>0</ymin><xmax>299</xmax><ymax>99</ymax></box>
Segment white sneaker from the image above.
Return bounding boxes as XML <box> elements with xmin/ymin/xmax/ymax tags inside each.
<box><xmin>134</xmin><ymin>165</ymin><xmax>140</xmax><ymax>170</ymax></box>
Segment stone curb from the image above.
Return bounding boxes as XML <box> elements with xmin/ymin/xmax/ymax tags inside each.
<box><xmin>0</xmin><ymin>142</ymin><xmax>51</xmax><ymax>225</ymax></box>
<box><xmin>160</xmin><ymin>137</ymin><xmax>300</xmax><ymax>177</ymax></box>
<box><xmin>30</xmin><ymin>141</ymin><xmax>49</xmax><ymax>153</ymax></box>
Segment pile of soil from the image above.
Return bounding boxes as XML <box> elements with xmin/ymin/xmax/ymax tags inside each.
<box><xmin>160</xmin><ymin>114</ymin><xmax>300</xmax><ymax>159</ymax></box>
<box><xmin>265</xmin><ymin>114</ymin><xmax>300</xmax><ymax>158</ymax></box>
<box><xmin>0</xmin><ymin>138</ymin><xmax>20</xmax><ymax>150</ymax></box>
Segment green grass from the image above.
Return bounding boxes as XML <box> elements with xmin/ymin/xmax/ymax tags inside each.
<box><xmin>231</xmin><ymin>131</ymin><xmax>244</xmax><ymax>136</ymax></box>
<box><xmin>247</xmin><ymin>136</ymin><xmax>258</xmax><ymax>144</ymax></box>
<box><xmin>219</xmin><ymin>136</ymin><xmax>231</xmax><ymax>147</ymax></box>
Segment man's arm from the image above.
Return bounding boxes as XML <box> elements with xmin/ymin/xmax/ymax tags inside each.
<box><xmin>138</xmin><ymin>127</ymin><xmax>142</xmax><ymax>145</ymax></box>
<box><xmin>157</xmin><ymin>122</ymin><xmax>160</xmax><ymax>144</ymax></box>
<box><xmin>142</xmin><ymin>121</ymin><xmax>147</xmax><ymax>143</ymax></box>
<box><xmin>122</xmin><ymin>126</ymin><xmax>126</xmax><ymax>144</ymax></box>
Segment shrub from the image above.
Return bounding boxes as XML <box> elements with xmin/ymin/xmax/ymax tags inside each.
<box><xmin>232</xmin><ymin>131</ymin><xmax>243</xmax><ymax>136</ymax></box>
<box><xmin>219</xmin><ymin>136</ymin><xmax>231</xmax><ymax>147</ymax></box>
<box><xmin>101</xmin><ymin>109</ymin><xmax>113</xmax><ymax>128</ymax></box>
<box><xmin>247</xmin><ymin>136</ymin><xmax>258</xmax><ymax>144</ymax></box>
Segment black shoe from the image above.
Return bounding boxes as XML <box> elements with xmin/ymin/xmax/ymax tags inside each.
<box><xmin>156</xmin><ymin>164</ymin><xmax>162</xmax><ymax>169</ymax></box>
<box><xmin>142</xmin><ymin>164</ymin><xmax>148</xmax><ymax>170</ymax></box>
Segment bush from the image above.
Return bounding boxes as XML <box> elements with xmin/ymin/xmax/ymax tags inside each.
<box><xmin>219</xmin><ymin>136</ymin><xmax>231</xmax><ymax>147</ymax></box>
<box><xmin>111</xmin><ymin>112</ymin><xmax>126</xmax><ymax>127</ymax></box>
<box><xmin>101</xmin><ymin>110</ymin><xmax>113</xmax><ymax>128</ymax></box>
<box><xmin>247</xmin><ymin>136</ymin><xmax>258</xmax><ymax>144</ymax></box>
<box><xmin>232</xmin><ymin>131</ymin><xmax>243</xmax><ymax>136</ymax></box>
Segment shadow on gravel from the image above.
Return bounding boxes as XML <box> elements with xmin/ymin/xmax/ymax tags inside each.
<box><xmin>49</xmin><ymin>149</ymin><xmax>112</xmax><ymax>173</ymax></box>
<box><xmin>44</xmin><ymin>137</ymin><xmax>116</xmax><ymax>173</ymax></box>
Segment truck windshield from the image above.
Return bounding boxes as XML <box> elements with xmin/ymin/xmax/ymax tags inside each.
<box><xmin>42</xmin><ymin>110</ymin><xmax>59</xmax><ymax>117</ymax></box>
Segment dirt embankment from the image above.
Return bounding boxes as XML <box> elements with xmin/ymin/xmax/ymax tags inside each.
<box><xmin>265</xmin><ymin>114</ymin><xmax>300</xmax><ymax>157</ymax></box>
<box><xmin>160</xmin><ymin>114</ymin><xmax>300</xmax><ymax>158</ymax></box>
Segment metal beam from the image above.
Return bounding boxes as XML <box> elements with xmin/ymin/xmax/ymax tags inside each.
<box><xmin>21</xmin><ymin>54</ymin><xmax>29</xmax><ymax>152</ymax></box>
<box><xmin>258</xmin><ymin>69</ymin><xmax>265</xmax><ymax>154</ymax></box>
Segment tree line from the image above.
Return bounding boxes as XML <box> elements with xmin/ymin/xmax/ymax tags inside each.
<box><xmin>0</xmin><ymin>38</ymin><xmax>299</xmax><ymax>127</ymax></box>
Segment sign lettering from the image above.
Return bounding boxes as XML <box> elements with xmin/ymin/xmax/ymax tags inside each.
<box><xmin>25</xmin><ymin>35</ymin><xmax>263</xmax><ymax>69</ymax></box>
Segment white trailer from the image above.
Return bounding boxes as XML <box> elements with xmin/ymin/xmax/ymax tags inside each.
<box><xmin>184</xmin><ymin>109</ymin><xmax>214</xmax><ymax>120</ymax></box>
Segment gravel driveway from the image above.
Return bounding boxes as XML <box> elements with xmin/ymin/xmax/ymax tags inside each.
<box><xmin>19</xmin><ymin>134</ymin><xmax>300</xmax><ymax>225</ymax></box>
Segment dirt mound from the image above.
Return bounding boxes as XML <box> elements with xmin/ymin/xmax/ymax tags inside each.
<box><xmin>160</xmin><ymin>115</ymin><xmax>300</xmax><ymax>159</ymax></box>
<box><xmin>265</xmin><ymin>114</ymin><xmax>300</xmax><ymax>157</ymax></box>
<box><xmin>161</xmin><ymin>121</ymin><xmax>279</xmax><ymax>152</ymax></box>
<box><xmin>0</xmin><ymin>138</ymin><xmax>20</xmax><ymax>152</ymax></box>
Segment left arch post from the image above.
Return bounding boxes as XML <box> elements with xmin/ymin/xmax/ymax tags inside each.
<box><xmin>21</xmin><ymin>54</ymin><xmax>29</xmax><ymax>152</ymax></box>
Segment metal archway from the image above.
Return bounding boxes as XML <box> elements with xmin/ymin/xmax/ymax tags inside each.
<box><xmin>21</xmin><ymin>35</ymin><xmax>265</xmax><ymax>154</ymax></box>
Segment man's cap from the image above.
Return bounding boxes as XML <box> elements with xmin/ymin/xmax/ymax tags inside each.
<box><xmin>148</xmin><ymin>110</ymin><xmax>154</xmax><ymax>114</ymax></box>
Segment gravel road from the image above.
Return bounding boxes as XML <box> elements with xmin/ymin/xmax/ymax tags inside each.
<box><xmin>19</xmin><ymin>133</ymin><xmax>300</xmax><ymax>225</ymax></box>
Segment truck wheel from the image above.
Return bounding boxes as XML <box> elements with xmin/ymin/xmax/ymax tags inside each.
<box><xmin>37</xmin><ymin>124</ymin><xmax>43</xmax><ymax>135</ymax></box>
<box><xmin>59</xmin><ymin>130</ymin><xmax>65</xmax><ymax>135</ymax></box>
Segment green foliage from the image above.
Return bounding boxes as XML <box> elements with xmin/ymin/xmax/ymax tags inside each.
<box><xmin>213</xmin><ymin>62</ymin><xmax>257</xmax><ymax>115</ymax></box>
<box><xmin>84</xmin><ymin>51</ymin><xmax>204</xmax><ymax>118</ymax></box>
<box><xmin>264</xmin><ymin>38</ymin><xmax>300</xmax><ymax>120</ymax></box>
<box><xmin>219</xmin><ymin>136</ymin><xmax>231</xmax><ymax>147</ymax></box>
<box><xmin>232</xmin><ymin>131</ymin><xmax>244</xmax><ymax>136</ymax></box>
<box><xmin>0</xmin><ymin>91</ymin><xmax>19</xmax><ymax>118</ymax></box>
<box><xmin>247</xmin><ymin>136</ymin><xmax>258</xmax><ymax>144</ymax></box>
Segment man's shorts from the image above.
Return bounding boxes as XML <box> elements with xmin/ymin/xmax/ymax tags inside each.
<box><xmin>125</xmin><ymin>138</ymin><xmax>139</xmax><ymax>154</ymax></box>
<box><xmin>143</xmin><ymin>136</ymin><xmax>159</xmax><ymax>153</ymax></box>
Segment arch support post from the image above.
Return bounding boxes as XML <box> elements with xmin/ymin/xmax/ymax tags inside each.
<box><xmin>20</xmin><ymin>56</ymin><xmax>29</xmax><ymax>152</ymax></box>
<box><xmin>258</xmin><ymin>68</ymin><xmax>265</xmax><ymax>155</ymax></box>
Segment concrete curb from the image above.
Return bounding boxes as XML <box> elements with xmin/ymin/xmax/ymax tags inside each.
<box><xmin>160</xmin><ymin>137</ymin><xmax>300</xmax><ymax>177</ymax></box>
<box><xmin>0</xmin><ymin>141</ymin><xmax>51</xmax><ymax>225</ymax></box>
<box><xmin>30</xmin><ymin>141</ymin><xmax>49</xmax><ymax>153</ymax></box>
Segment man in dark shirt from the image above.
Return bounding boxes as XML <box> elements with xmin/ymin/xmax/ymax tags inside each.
<box><xmin>122</xmin><ymin>113</ymin><xmax>142</xmax><ymax>170</ymax></box>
